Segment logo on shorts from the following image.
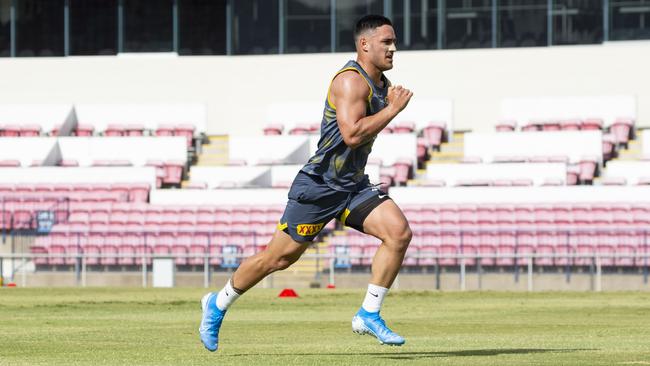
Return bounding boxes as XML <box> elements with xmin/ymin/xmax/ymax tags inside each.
<box><xmin>296</xmin><ymin>223</ymin><xmax>325</xmax><ymax>236</ymax></box>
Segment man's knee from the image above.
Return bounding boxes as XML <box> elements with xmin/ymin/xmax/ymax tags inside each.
<box><xmin>384</xmin><ymin>224</ymin><xmax>412</xmax><ymax>252</ymax></box>
<box><xmin>261</xmin><ymin>252</ymin><xmax>300</xmax><ymax>272</ymax></box>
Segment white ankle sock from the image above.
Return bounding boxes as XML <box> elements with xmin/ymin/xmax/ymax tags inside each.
<box><xmin>215</xmin><ymin>279</ymin><xmax>242</xmax><ymax>311</ymax></box>
<box><xmin>361</xmin><ymin>284</ymin><xmax>389</xmax><ymax>313</ymax></box>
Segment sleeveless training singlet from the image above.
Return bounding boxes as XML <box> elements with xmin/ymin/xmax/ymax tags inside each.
<box><xmin>300</xmin><ymin>60</ymin><xmax>390</xmax><ymax>192</ymax></box>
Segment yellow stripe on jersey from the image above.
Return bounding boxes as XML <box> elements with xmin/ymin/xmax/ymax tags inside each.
<box><xmin>326</xmin><ymin>67</ymin><xmax>373</xmax><ymax>111</ymax></box>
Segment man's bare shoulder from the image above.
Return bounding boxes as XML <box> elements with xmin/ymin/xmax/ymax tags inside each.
<box><xmin>330</xmin><ymin>70</ymin><xmax>370</xmax><ymax>101</ymax></box>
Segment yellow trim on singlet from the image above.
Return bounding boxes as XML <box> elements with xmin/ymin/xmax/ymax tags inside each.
<box><xmin>339</xmin><ymin>208</ymin><xmax>351</xmax><ymax>225</ymax></box>
<box><xmin>277</xmin><ymin>222</ymin><xmax>288</xmax><ymax>231</ymax></box>
<box><xmin>326</xmin><ymin>67</ymin><xmax>374</xmax><ymax>111</ymax></box>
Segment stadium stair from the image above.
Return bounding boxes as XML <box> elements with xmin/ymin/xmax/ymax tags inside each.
<box><xmin>410</xmin><ymin>131</ymin><xmax>466</xmax><ymax>185</ymax></box>
<box><xmin>196</xmin><ymin>135</ymin><xmax>229</xmax><ymax>166</ymax></box>
<box><xmin>426</xmin><ymin>131</ymin><xmax>466</xmax><ymax>164</ymax></box>
<box><xmin>612</xmin><ymin>132</ymin><xmax>644</xmax><ymax>161</ymax></box>
<box><xmin>182</xmin><ymin>135</ymin><xmax>229</xmax><ymax>187</ymax></box>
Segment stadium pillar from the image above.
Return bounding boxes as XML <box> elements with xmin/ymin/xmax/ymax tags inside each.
<box><xmin>328</xmin><ymin>256</ymin><xmax>335</xmax><ymax>287</ymax></box>
<box><xmin>603</xmin><ymin>0</ymin><xmax>609</xmax><ymax>42</ymax></box>
<box><xmin>595</xmin><ymin>254</ymin><xmax>602</xmax><ymax>292</ymax></box>
<box><xmin>491</xmin><ymin>0</ymin><xmax>497</xmax><ymax>48</ymax></box>
<box><xmin>330</xmin><ymin>0</ymin><xmax>336</xmax><ymax>52</ymax></box>
<box><xmin>460</xmin><ymin>258</ymin><xmax>466</xmax><ymax>291</ymax></box>
<box><xmin>141</xmin><ymin>252</ymin><xmax>147</xmax><ymax>288</ymax></box>
<box><xmin>81</xmin><ymin>255</ymin><xmax>87</xmax><ymax>287</ymax></box>
<box><xmin>64</xmin><ymin>0</ymin><xmax>70</xmax><ymax>56</ymax></box>
<box><xmin>10</xmin><ymin>0</ymin><xmax>15</xmax><ymax>57</ymax></box>
<box><xmin>527</xmin><ymin>256</ymin><xmax>533</xmax><ymax>292</ymax></box>
<box><xmin>21</xmin><ymin>255</ymin><xmax>26</xmax><ymax>287</ymax></box>
<box><xmin>547</xmin><ymin>0</ymin><xmax>553</xmax><ymax>46</ymax></box>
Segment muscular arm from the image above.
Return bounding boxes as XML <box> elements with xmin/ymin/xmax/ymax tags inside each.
<box><xmin>329</xmin><ymin>71</ymin><xmax>400</xmax><ymax>149</ymax></box>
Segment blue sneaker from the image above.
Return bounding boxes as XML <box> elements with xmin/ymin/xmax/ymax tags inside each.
<box><xmin>199</xmin><ymin>292</ymin><xmax>226</xmax><ymax>352</ymax></box>
<box><xmin>352</xmin><ymin>308</ymin><xmax>405</xmax><ymax>346</ymax></box>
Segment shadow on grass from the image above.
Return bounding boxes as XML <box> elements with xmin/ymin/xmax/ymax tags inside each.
<box><xmin>228</xmin><ymin>348</ymin><xmax>596</xmax><ymax>360</ymax></box>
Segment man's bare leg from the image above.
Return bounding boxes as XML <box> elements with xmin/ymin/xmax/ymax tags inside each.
<box><xmin>362</xmin><ymin>199</ymin><xmax>412</xmax><ymax>288</ymax></box>
<box><xmin>231</xmin><ymin>229</ymin><xmax>309</xmax><ymax>292</ymax></box>
<box><xmin>350</xmin><ymin>199</ymin><xmax>411</xmax><ymax>345</ymax></box>
<box><xmin>199</xmin><ymin>229</ymin><xmax>309</xmax><ymax>351</ymax></box>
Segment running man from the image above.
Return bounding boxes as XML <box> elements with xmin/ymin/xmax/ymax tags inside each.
<box><xmin>200</xmin><ymin>14</ymin><xmax>413</xmax><ymax>351</ymax></box>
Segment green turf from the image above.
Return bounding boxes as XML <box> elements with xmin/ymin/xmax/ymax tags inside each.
<box><xmin>1</xmin><ymin>288</ymin><xmax>650</xmax><ymax>365</ymax></box>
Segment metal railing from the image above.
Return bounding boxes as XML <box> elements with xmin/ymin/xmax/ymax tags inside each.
<box><xmin>2</xmin><ymin>251</ymin><xmax>650</xmax><ymax>292</ymax></box>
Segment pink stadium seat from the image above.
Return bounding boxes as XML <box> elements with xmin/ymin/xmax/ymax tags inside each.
<box><xmin>521</xmin><ymin>123</ymin><xmax>539</xmax><ymax>132</ymax></box>
<box><xmin>495</xmin><ymin>120</ymin><xmax>515</xmax><ymax>132</ymax></box>
<box><xmin>20</xmin><ymin>124</ymin><xmax>41</xmax><ymax>137</ymax></box>
<box><xmin>145</xmin><ymin>159</ymin><xmax>166</xmax><ymax>188</ymax></box>
<box><xmin>574</xmin><ymin>244</ymin><xmax>594</xmax><ymax>266</ymax></box>
<box><xmin>101</xmin><ymin>244</ymin><xmax>118</xmax><ymax>266</ymax></box>
<box><xmin>263</xmin><ymin>123</ymin><xmax>284</xmax><ymax>135</ymax></box>
<box><xmin>438</xmin><ymin>244</ymin><xmax>457</xmax><ymax>266</ymax></box>
<box><xmin>403</xmin><ymin>245</ymin><xmax>418</xmax><ymax>266</ymax></box>
<box><xmin>75</xmin><ymin>124</ymin><xmax>94</xmax><ymax>136</ymax></box>
<box><xmin>578</xmin><ymin>156</ymin><xmax>598</xmax><ymax>183</ymax></box>
<box><xmin>416</xmin><ymin>138</ymin><xmax>427</xmax><ymax>166</ymax></box>
<box><xmin>59</xmin><ymin>159</ymin><xmax>79</xmax><ymax>167</ymax></box>
<box><xmin>288</xmin><ymin>123</ymin><xmax>312</xmax><ymax>135</ymax></box>
<box><xmin>81</xmin><ymin>244</ymin><xmax>100</xmax><ymax>265</ymax></box>
<box><xmin>393</xmin><ymin>121</ymin><xmax>415</xmax><ymax>134</ymax></box>
<box><xmin>125</xmin><ymin>124</ymin><xmax>145</xmax><ymax>136</ymax></box>
<box><xmin>31</xmin><ymin>244</ymin><xmax>49</xmax><ymax>265</ymax></box>
<box><xmin>513</xmin><ymin>244</ymin><xmax>534</xmax><ymax>266</ymax></box>
<box><xmin>48</xmin><ymin>244</ymin><xmax>66</xmax><ymax>265</ymax></box>
<box><xmin>422</xmin><ymin>122</ymin><xmax>445</xmax><ymax>150</ymax></box>
<box><xmin>496</xmin><ymin>244</ymin><xmax>515</xmax><ymax>266</ymax></box>
<box><xmin>2</xmin><ymin>125</ymin><xmax>20</xmax><ymax>137</ymax></box>
<box><xmin>477</xmin><ymin>244</ymin><xmax>496</xmax><ymax>266</ymax></box>
<box><xmin>616</xmin><ymin>244</ymin><xmax>635</xmax><ymax>267</ymax></box>
<box><xmin>155</xmin><ymin>124</ymin><xmax>175</xmax><ymax>137</ymax></box>
<box><xmin>208</xmin><ymin>245</ymin><xmax>222</xmax><ymax>266</ymax></box>
<box><xmin>596</xmin><ymin>244</ymin><xmax>615</xmax><ymax>267</ymax></box>
<box><xmin>172</xmin><ymin>244</ymin><xmax>189</xmax><ymax>265</ymax></box>
<box><xmin>610</xmin><ymin>118</ymin><xmax>633</xmax><ymax>146</ymax></box>
<box><xmin>419</xmin><ymin>245</ymin><xmax>438</xmax><ymax>266</ymax></box>
<box><xmin>163</xmin><ymin>160</ymin><xmax>185</xmax><ymax>185</ymax></box>
<box><xmin>581</xmin><ymin>118</ymin><xmax>603</xmax><ymax>130</ymax></box>
<box><xmin>534</xmin><ymin>244</ymin><xmax>554</xmax><ymax>266</ymax></box>
<box><xmin>175</xmin><ymin>124</ymin><xmax>196</xmax><ymax>148</ymax></box>
<box><xmin>560</xmin><ymin>120</ymin><xmax>581</xmax><ymax>131</ymax></box>
<box><xmin>0</xmin><ymin>160</ymin><xmax>20</xmax><ymax>167</ymax></box>
<box><xmin>129</xmin><ymin>183</ymin><xmax>150</xmax><ymax>202</ymax></box>
<box><xmin>134</xmin><ymin>244</ymin><xmax>153</xmax><ymax>265</ymax></box>
<box><xmin>566</xmin><ymin>165</ymin><xmax>579</xmax><ymax>185</ymax></box>
<box><xmin>635</xmin><ymin>243</ymin><xmax>650</xmax><ymax>268</ymax></box>
<box><xmin>554</xmin><ymin>244</ymin><xmax>573</xmax><ymax>266</ymax></box>
<box><xmin>541</xmin><ymin>122</ymin><xmax>561</xmax><ymax>131</ymax></box>
<box><xmin>188</xmin><ymin>244</ymin><xmax>206</xmax><ymax>265</ymax></box>
<box><xmin>118</xmin><ymin>244</ymin><xmax>135</xmax><ymax>265</ymax></box>
<box><xmin>104</xmin><ymin>124</ymin><xmax>125</xmax><ymax>136</ymax></box>
<box><xmin>602</xmin><ymin>133</ymin><xmax>616</xmax><ymax>161</ymax></box>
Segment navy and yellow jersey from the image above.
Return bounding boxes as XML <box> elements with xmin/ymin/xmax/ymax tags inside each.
<box><xmin>300</xmin><ymin>60</ymin><xmax>390</xmax><ymax>192</ymax></box>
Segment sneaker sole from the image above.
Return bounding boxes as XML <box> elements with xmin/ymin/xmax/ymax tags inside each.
<box><xmin>351</xmin><ymin>316</ymin><xmax>404</xmax><ymax>346</ymax></box>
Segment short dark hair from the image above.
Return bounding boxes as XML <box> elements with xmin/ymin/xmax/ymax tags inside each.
<box><xmin>354</xmin><ymin>15</ymin><xmax>392</xmax><ymax>41</ymax></box>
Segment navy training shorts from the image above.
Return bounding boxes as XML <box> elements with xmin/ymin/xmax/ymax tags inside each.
<box><xmin>278</xmin><ymin>171</ymin><xmax>391</xmax><ymax>242</ymax></box>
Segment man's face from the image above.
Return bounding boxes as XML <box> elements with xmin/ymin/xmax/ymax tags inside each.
<box><xmin>362</xmin><ymin>25</ymin><xmax>397</xmax><ymax>71</ymax></box>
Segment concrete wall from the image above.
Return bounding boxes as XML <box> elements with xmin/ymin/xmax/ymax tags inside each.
<box><xmin>0</xmin><ymin>41</ymin><xmax>648</xmax><ymax>136</ymax></box>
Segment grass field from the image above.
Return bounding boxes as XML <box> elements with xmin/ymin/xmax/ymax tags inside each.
<box><xmin>1</xmin><ymin>288</ymin><xmax>650</xmax><ymax>366</ymax></box>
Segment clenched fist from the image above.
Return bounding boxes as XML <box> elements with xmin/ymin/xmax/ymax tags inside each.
<box><xmin>386</xmin><ymin>85</ymin><xmax>413</xmax><ymax>113</ymax></box>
